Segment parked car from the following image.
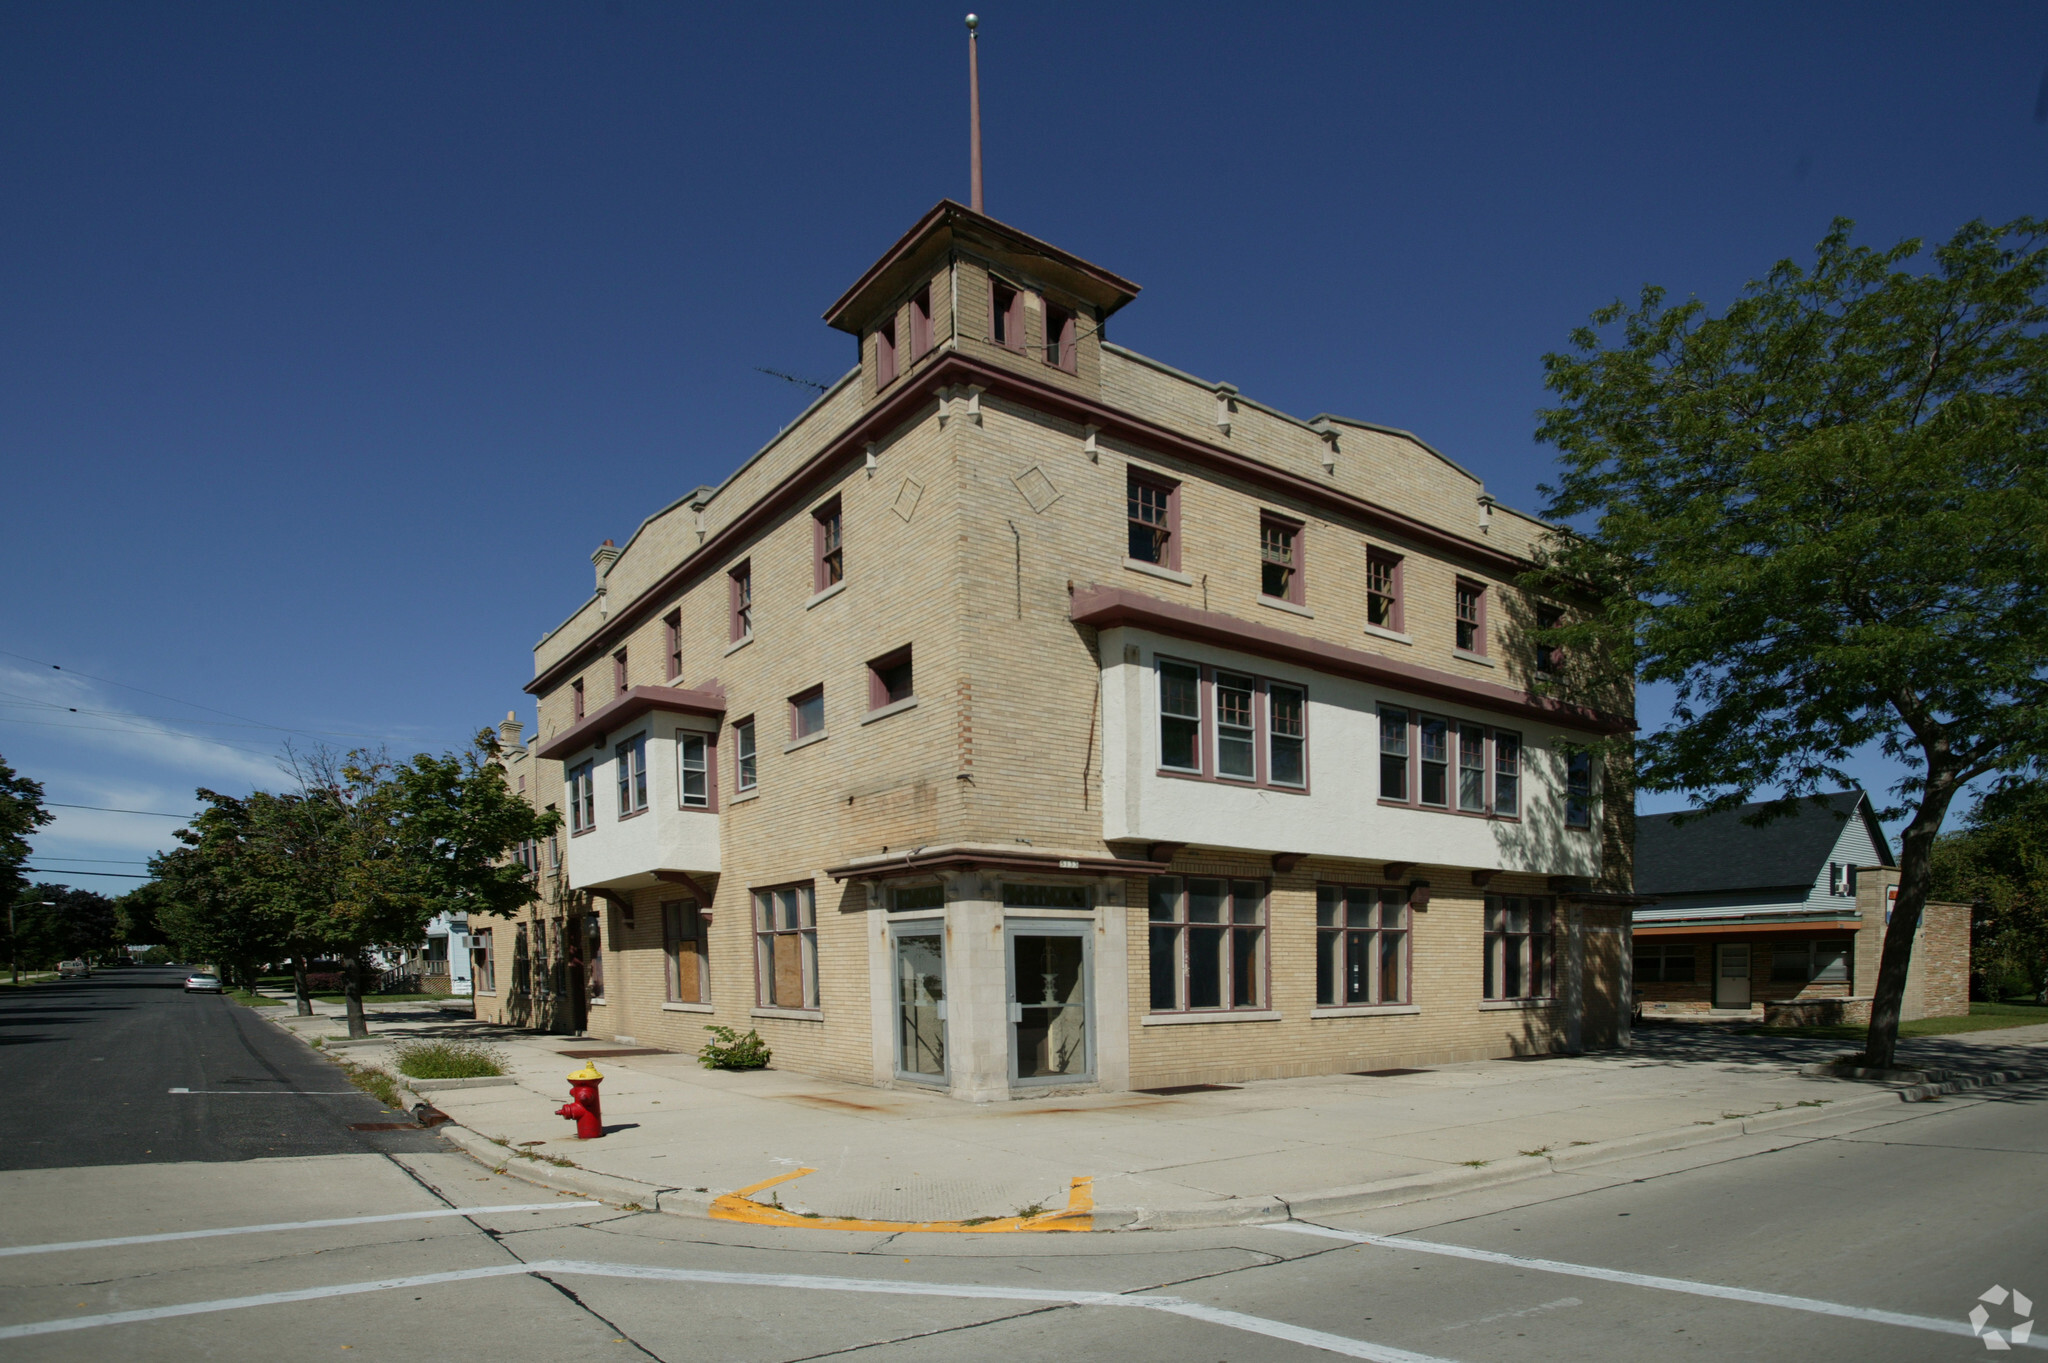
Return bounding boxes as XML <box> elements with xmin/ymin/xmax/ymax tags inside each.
<box><xmin>57</xmin><ymin>959</ymin><xmax>90</xmax><ymax>978</ymax></box>
<box><xmin>184</xmin><ymin>972</ymin><xmax>223</xmax><ymax>993</ymax></box>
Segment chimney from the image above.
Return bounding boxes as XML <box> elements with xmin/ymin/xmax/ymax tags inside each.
<box><xmin>591</xmin><ymin>538</ymin><xmax>621</xmax><ymax>591</ymax></box>
<box><xmin>498</xmin><ymin>710</ymin><xmax>524</xmax><ymax>752</ymax></box>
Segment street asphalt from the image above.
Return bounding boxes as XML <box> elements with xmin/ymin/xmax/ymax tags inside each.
<box><xmin>0</xmin><ymin>966</ymin><xmax>443</xmax><ymax>1169</ymax></box>
<box><xmin>0</xmin><ymin>970</ymin><xmax>2041</xmax><ymax>1360</ymax></box>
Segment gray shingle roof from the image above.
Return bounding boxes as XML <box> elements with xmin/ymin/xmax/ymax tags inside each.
<box><xmin>1633</xmin><ymin>790</ymin><xmax>1882</xmax><ymax>895</ymax></box>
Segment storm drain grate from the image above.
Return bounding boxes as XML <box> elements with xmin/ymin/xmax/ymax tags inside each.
<box><xmin>1135</xmin><ymin>1083</ymin><xmax>1241</xmax><ymax>1095</ymax></box>
<box><xmin>1353</xmin><ymin>1068</ymin><xmax>1434</xmax><ymax>1077</ymax></box>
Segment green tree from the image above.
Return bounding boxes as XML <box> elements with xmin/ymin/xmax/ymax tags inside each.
<box><xmin>114</xmin><ymin>880</ymin><xmax>168</xmax><ymax>952</ymax></box>
<box><xmin>1931</xmin><ymin>777</ymin><xmax>2048</xmax><ymax>1001</ymax></box>
<box><xmin>0</xmin><ymin>756</ymin><xmax>55</xmax><ymax>979</ymax></box>
<box><xmin>1534</xmin><ymin>216</ymin><xmax>2048</xmax><ymax>1068</ymax></box>
<box><xmin>153</xmin><ymin>793</ymin><xmax>292</xmax><ymax>987</ymax></box>
<box><xmin>5</xmin><ymin>884</ymin><xmax>119</xmax><ymax>970</ymax></box>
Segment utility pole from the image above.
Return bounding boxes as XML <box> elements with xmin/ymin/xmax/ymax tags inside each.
<box><xmin>966</xmin><ymin>14</ymin><xmax>984</xmax><ymax>212</ymax></box>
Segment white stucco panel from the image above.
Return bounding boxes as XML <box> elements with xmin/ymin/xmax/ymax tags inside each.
<box><xmin>1099</xmin><ymin>626</ymin><xmax>1600</xmax><ymax>878</ymax></box>
<box><xmin>566</xmin><ymin>715</ymin><xmax>722</xmax><ymax>891</ymax></box>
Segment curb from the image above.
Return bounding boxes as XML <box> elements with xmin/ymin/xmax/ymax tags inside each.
<box><xmin>268</xmin><ymin>1011</ymin><xmax>2048</xmax><ymax>1230</ymax></box>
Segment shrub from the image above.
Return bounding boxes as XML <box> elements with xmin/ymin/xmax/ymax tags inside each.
<box><xmin>306</xmin><ymin>972</ymin><xmax>346</xmax><ymax>992</ymax></box>
<box><xmin>393</xmin><ymin>1039</ymin><xmax>506</xmax><ymax>1080</ymax></box>
<box><xmin>698</xmin><ymin>1025</ymin><xmax>771</xmax><ymax>1070</ymax></box>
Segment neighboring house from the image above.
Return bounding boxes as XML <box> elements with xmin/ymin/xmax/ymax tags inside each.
<box><xmin>424</xmin><ymin>913</ymin><xmax>473</xmax><ymax>996</ymax></box>
<box><xmin>470</xmin><ymin>200</ymin><xmax>1640</xmax><ymax>1099</ymax></box>
<box><xmin>1633</xmin><ymin>789</ymin><xmax>1968</xmax><ymax>1021</ymax></box>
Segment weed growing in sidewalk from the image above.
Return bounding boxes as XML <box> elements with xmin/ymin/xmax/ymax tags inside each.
<box><xmin>334</xmin><ymin>1057</ymin><xmax>402</xmax><ymax>1108</ymax></box>
<box><xmin>1461</xmin><ymin>1159</ymin><xmax>1490</xmax><ymax>1167</ymax></box>
<box><xmin>394</xmin><ymin>1039</ymin><xmax>506</xmax><ymax>1079</ymax></box>
<box><xmin>1519</xmin><ymin>1146</ymin><xmax>1551</xmax><ymax>1158</ymax></box>
<box><xmin>699</xmin><ymin>1025</ymin><xmax>772</xmax><ymax>1070</ymax></box>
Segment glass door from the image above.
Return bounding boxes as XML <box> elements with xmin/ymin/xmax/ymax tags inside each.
<box><xmin>1007</xmin><ymin>925</ymin><xmax>1092</xmax><ymax>1084</ymax></box>
<box><xmin>893</xmin><ymin>928</ymin><xmax>947</xmax><ymax>1083</ymax></box>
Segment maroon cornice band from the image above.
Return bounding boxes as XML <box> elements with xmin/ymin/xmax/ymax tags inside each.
<box><xmin>535</xmin><ymin>683</ymin><xmax>727</xmax><ymax>760</ymax></box>
<box><xmin>1069</xmin><ymin>584</ymin><xmax>1634</xmax><ymax>736</ymax></box>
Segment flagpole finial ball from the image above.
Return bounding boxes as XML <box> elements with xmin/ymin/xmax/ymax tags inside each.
<box><xmin>965</xmin><ymin>14</ymin><xmax>979</xmax><ymax>31</ymax></box>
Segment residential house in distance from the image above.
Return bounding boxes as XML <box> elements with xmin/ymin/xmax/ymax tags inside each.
<box><xmin>471</xmin><ymin>200</ymin><xmax>1641</xmax><ymax>1100</ymax></box>
<box><xmin>1632</xmin><ymin>788</ymin><xmax>1968</xmax><ymax>1023</ymax></box>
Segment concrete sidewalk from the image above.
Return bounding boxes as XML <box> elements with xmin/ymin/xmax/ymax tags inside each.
<box><xmin>260</xmin><ymin>998</ymin><xmax>2048</xmax><ymax>1230</ymax></box>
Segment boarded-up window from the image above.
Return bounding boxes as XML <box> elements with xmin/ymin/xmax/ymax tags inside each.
<box><xmin>754</xmin><ymin>884</ymin><xmax>817</xmax><ymax>1009</ymax></box>
<box><xmin>663</xmin><ymin>900</ymin><xmax>709</xmax><ymax>1004</ymax></box>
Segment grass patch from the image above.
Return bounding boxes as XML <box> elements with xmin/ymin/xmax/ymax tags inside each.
<box><xmin>392</xmin><ymin>1039</ymin><xmax>505</xmax><ymax>1079</ymax></box>
<box><xmin>0</xmin><ymin>973</ymin><xmax>60</xmax><ymax>989</ymax></box>
<box><xmin>334</xmin><ymin>1057</ymin><xmax>402</xmax><ymax>1108</ymax></box>
<box><xmin>1753</xmin><ymin>999</ymin><xmax>2048</xmax><ymax>1042</ymax></box>
<box><xmin>227</xmin><ymin>988</ymin><xmax>285</xmax><ymax>1008</ymax></box>
<box><xmin>310</xmin><ymin>992</ymin><xmax>449</xmax><ymax>1004</ymax></box>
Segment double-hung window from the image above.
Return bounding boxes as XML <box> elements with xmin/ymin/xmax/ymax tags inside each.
<box><xmin>568</xmin><ymin>761</ymin><xmax>595</xmax><ymax>833</ymax></box>
<box><xmin>1534</xmin><ymin>603</ymin><xmax>1563</xmax><ymax>674</ymax></box>
<box><xmin>678</xmin><ymin>731</ymin><xmax>710</xmax><ymax>809</ymax></box>
<box><xmin>1148</xmin><ymin>876</ymin><xmax>1266</xmax><ymax>1012</ymax></box>
<box><xmin>1484</xmin><ymin>896</ymin><xmax>1553</xmax><ymax>1000</ymax></box>
<box><xmin>613</xmin><ymin>649</ymin><xmax>629</xmax><ymax>696</ymax></box>
<box><xmin>1379</xmin><ymin>706</ymin><xmax>1410</xmax><ymax>800</ymax></box>
<box><xmin>615</xmin><ymin>734</ymin><xmax>647</xmax><ymax>816</ymax></box>
<box><xmin>663</xmin><ymin>610</ymin><xmax>683</xmax><ymax>680</ymax></box>
<box><xmin>1457</xmin><ymin>724</ymin><xmax>1487</xmax><ymax>813</ymax></box>
<box><xmin>1259</xmin><ymin>515</ymin><xmax>1301</xmax><ymax>604</ymax></box>
<box><xmin>1565</xmin><ymin>750</ymin><xmax>1594</xmax><ymax>829</ymax></box>
<box><xmin>755</xmin><ymin>883</ymin><xmax>817</xmax><ymax>1009</ymax></box>
<box><xmin>733</xmin><ymin>718</ymin><xmax>757</xmax><ymax>792</ymax></box>
<box><xmin>1418</xmin><ymin>716</ymin><xmax>1450</xmax><ymax>807</ymax></box>
<box><xmin>729</xmin><ymin>562</ymin><xmax>753</xmax><ymax>642</ymax></box>
<box><xmin>1158</xmin><ymin>660</ymin><xmax>1202</xmax><ymax>773</ymax></box>
<box><xmin>663</xmin><ymin>899</ymin><xmax>710</xmax><ymax>1004</ymax></box>
<box><xmin>1268</xmin><ymin>683</ymin><xmax>1306</xmax><ymax>787</ymax></box>
<box><xmin>1455</xmin><ymin>580</ymin><xmax>1486</xmax><ymax>654</ymax></box>
<box><xmin>1367</xmin><ymin>549</ymin><xmax>1403</xmax><ymax>631</ymax></box>
<box><xmin>990</xmin><ymin>279</ymin><xmax>1023</xmax><ymax>349</ymax></box>
<box><xmin>868</xmin><ymin>647</ymin><xmax>914</xmax><ymax>710</ymax></box>
<box><xmin>1159</xmin><ymin>659</ymin><xmax>1308</xmax><ymax>789</ymax></box>
<box><xmin>1127</xmin><ymin>470</ymin><xmax>1179</xmax><ymax>569</ymax></box>
<box><xmin>813</xmin><ymin>499</ymin><xmax>843</xmax><ymax>591</ymax></box>
<box><xmin>789</xmin><ymin>686</ymin><xmax>825</xmax><ymax>742</ymax></box>
<box><xmin>1494</xmin><ymin>732</ymin><xmax>1522</xmax><ymax>818</ymax></box>
<box><xmin>471</xmin><ymin>929</ymin><xmax>495</xmax><ymax>993</ymax></box>
<box><xmin>1315</xmin><ymin>885</ymin><xmax>1411</xmax><ymax>1006</ymax></box>
<box><xmin>1215</xmin><ymin>672</ymin><xmax>1256</xmax><ymax>780</ymax></box>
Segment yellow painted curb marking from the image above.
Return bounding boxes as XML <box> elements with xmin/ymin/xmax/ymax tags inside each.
<box><xmin>711</xmin><ymin>1169</ymin><xmax>1094</xmax><ymax>1233</ymax></box>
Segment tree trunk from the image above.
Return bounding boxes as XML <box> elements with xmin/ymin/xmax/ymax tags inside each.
<box><xmin>342</xmin><ymin>954</ymin><xmax>369</xmax><ymax>1040</ymax></box>
<box><xmin>292</xmin><ymin>951</ymin><xmax>313</xmax><ymax>1017</ymax></box>
<box><xmin>1864</xmin><ymin>787</ymin><xmax>1960</xmax><ymax>1069</ymax></box>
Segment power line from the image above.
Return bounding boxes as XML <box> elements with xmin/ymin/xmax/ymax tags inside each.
<box><xmin>0</xmin><ymin>692</ymin><xmax>390</xmax><ymax>741</ymax></box>
<box><xmin>0</xmin><ymin>715</ymin><xmax>280</xmax><ymax>760</ymax></box>
<box><xmin>21</xmin><ymin>856</ymin><xmax>153</xmax><ymax>864</ymax></box>
<box><xmin>22</xmin><ymin>868</ymin><xmax>150</xmax><ymax>879</ymax></box>
<box><xmin>45</xmin><ymin>803</ymin><xmax>196</xmax><ymax>819</ymax></box>
<box><xmin>0</xmin><ymin>649</ymin><xmax>402</xmax><ymax>745</ymax></box>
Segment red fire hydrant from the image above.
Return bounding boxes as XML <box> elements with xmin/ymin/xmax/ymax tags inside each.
<box><xmin>556</xmin><ymin>1063</ymin><xmax>605</xmax><ymax>1139</ymax></box>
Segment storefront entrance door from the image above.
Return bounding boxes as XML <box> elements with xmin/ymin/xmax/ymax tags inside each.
<box><xmin>1007</xmin><ymin>925</ymin><xmax>1091</xmax><ymax>1085</ymax></box>
<box><xmin>893</xmin><ymin>928</ymin><xmax>947</xmax><ymax>1083</ymax></box>
<box><xmin>1715</xmin><ymin>942</ymin><xmax>1751</xmax><ymax>1008</ymax></box>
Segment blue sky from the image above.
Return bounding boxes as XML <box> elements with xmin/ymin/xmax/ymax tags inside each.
<box><xmin>4</xmin><ymin>2</ymin><xmax>2042</xmax><ymax>889</ymax></box>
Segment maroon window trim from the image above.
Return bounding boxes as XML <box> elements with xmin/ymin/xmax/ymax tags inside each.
<box><xmin>1456</xmin><ymin>578</ymin><xmax>1487</xmax><ymax>656</ymax></box>
<box><xmin>989</xmin><ymin>278</ymin><xmax>1024</xmax><ymax>351</ymax></box>
<box><xmin>788</xmin><ymin>684</ymin><xmax>825</xmax><ymax>741</ymax></box>
<box><xmin>1147</xmin><ymin>875</ymin><xmax>1270</xmax><ymax>1013</ymax></box>
<box><xmin>1127</xmin><ymin>468</ymin><xmax>1181</xmax><ymax>572</ymax></box>
<box><xmin>733</xmin><ymin>715</ymin><xmax>757</xmax><ymax>792</ymax></box>
<box><xmin>1534</xmin><ymin>603</ymin><xmax>1563</xmax><ymax>674</ymax></box>
<box><xmin>812</xmin><ymin>498</ymin><xmax>844</xmax><ymax>593</ymax></box>
<box><xmin>729</xmin><ymin>561</ymin><xmax>752</xmax><ymax>642</ymax></box>
<box><xmin>571</xmin><ymin>678</ymin><xmax>586</xmax><ymax>722</ymax></box>
<box><xmin>1367</xmin><ymin>548</ymin><xmax>1404</xmax><ymax>633</ymax></box>
<box><xmin>677</xmin><ymin>726</ymin><xmax>719</xmax><ymax>814</ymax></box>
<box><xmin>613</xmin><ymin>649</ymin><xmax>628</xmax><ymax>697</ymax></box>
<box><xmin>867</xmin><ymin>646</ymin><xmax>914</xmax><ymax>711</ymax></box>
<box><xmin>1155</xmin><ymin>653</ymin><xmax>1310</xmax><ymax>795</ymax></box>
<box><xmin>1377</xmin><ymin>707</ymin><xmax>1523</xmax><ymax>821</ymax></box>
<box><xmin>909</xmin><ymin>286</ymin><xmax>932</xmax><ymax>360</ymax></box>
<box><xmin>663</xmin><ymin>610</ymin><xmax>683</xmax><ymax>680</ymax></box>
<box><xmin>1259</xmin><ymin>512</ymin><xmax>1305</xmax><ymax>605</ymax></box>
<box><xmin>876</xmin><ymin>317</ymin><xmax>898</xmax><ymax>389</ymax></box>
<box><xmin>1045</xmin><ymin>304</ymin><xmax>1076</xmax><ymax>372</ymax></box>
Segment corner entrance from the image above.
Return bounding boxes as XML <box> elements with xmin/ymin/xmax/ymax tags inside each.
<box><xmin>893</xmin><ymin>927</ymin><xmax>947</xmax><ymax>1083</ymax></box>
<box><xmin>1007</xmin><ymin>923</ymin><xmax>1092</xmax><ymax>1085</ymax></box>
<box><xmin>1715</xmin><ymin>942</ymin><xmax>1751</xmax><ymax>1008</ymax></box>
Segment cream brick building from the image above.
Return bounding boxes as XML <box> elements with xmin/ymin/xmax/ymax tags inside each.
<box><xmin>472</xmin><ymin>201</ymin><xmax>1639</xmax><ymax>1100</ymax></box>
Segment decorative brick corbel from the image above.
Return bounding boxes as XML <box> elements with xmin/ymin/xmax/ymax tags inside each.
<box><xmin>1148</xmin><ymin>841</ymin><xmax>1186</xmax><ymax>865</ymax></box>
<box><xmin>1271</xmin><ymin>852</ymin><xmax>1306</xmax><ymax>873</ymax></box>
<box><xmin>1381</xmin><ymin>861</ymin><xmax>1415</xmax><ymax>882</ymax></box>
<box><xmin>1471</xmin><ymin>868</ymin><xmax>1498</xmax><ymax>889</ymax></box>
